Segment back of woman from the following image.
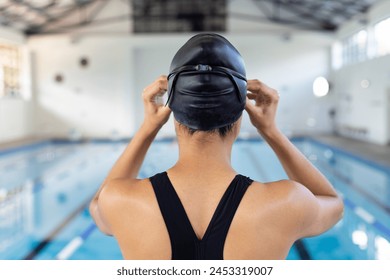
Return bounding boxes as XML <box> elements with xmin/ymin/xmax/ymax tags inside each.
<box><xmin>98</xmin><ymin>175</ymin><xmax>313</xmax><ymax>259</ymax></box>
<box><xmin>90</xmin><ymin>33</ymin><xmax>344</xmax><ymax>260</ymax></box>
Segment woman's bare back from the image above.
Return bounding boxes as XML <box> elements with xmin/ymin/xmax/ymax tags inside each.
<box><xmin>98</xmin><ymin>173</ymin><xmax>303</xmax><ymax>260</ymax></box>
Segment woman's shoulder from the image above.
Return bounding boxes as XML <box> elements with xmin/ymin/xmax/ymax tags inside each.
<box><xmin>97</xmin><ymin>177</ymin><xmax>163</xmax><ymax>226</ymax></box>
<box><xmin>251</xmin><ymin>179</ymin><xmax>307</xmax><ymax>196</ymax></box>
<box><xmin>98</xmin><ymin>177</ymin><xmax>156</xmax><ymax>210</ymax></box>
<box><xmin>243</xmin><ymin>179</ymin><xmax>312</xmax><ymax>214</ymax></box>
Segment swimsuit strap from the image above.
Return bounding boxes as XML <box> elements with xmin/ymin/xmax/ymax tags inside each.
<box><xmin>150</xmin><ymin>172</ymin><xmax>253</xmax><ymax>259</ymax></box>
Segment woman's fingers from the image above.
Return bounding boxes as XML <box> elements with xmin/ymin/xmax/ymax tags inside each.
<box><xmin>246</xmin><ymin>92</ymin><xmax>257</xmax><ymax>100</ymax></box>
<box><xmin>143</xmin><ymin>75</ymin><xmax>168</xmax><ymax>103</ymax></box>
<box><xmin>247</xmin><ymin>79</ymin><xmax>265</xmax><ymax>93</ymax></box>
<box><xmin>245</xmin><ymin>96</ymin><xmax>256</xmax><ymax>112</ymax></box>
<box><xmin>245</xmin><ymin>79</ymin><xmax>280</xmax><ymax>133</ymax></box>
<box><xmin>141</xmin><ymin>75</ymin><xmax>172</xmax><ymax>129</ymax></box>
<box><xmin>247</xmin><ymin>79</ymin><xmax>279</xmax><ymax>105</ymax></box>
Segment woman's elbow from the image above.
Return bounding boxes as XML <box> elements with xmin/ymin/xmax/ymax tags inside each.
<box><xmin>311</xmin><ymin>194</ymin><xmax>345</xmax><ymax>236</ymax></box>
<box><xmin>89</xmin><ymin>197</ymin><xmax>98</xmax><ymax>221</ymax></box>
<box><xmin>89</xmin><ymin>192</ymin><xmax>113</xmax><ymax>236</ymax></box>
<box><xmin>334</xmin><ymin>196</ymin><xmax>345</xmax><ymax>223</ymax></box>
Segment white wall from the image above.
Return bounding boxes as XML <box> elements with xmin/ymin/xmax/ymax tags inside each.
<box><xmin>28</xmin><ymin>31</ymin><xmax>333</xmax><ymax>139</ymax></box>
<box><xmin>332</xmin><ymin>56</ymin><xmax>390</xmax><ymax>145</ymax></box>
<box><xmin>28</xmin><ymin>35</ymin><xmax>134</xmax><ymax>139</ymax></box>
<box><xmin>233</xmin><ymin>33</ymin><xmax>333</xmax><ymax>136</ymax></box>
<box><xmin>387</xmin><ymin>88</ymin><xmax>390</xmax><ymax>142</ymax></box>
<box><xmin>0</xmin><ymin>26</ymin><xmax>33</xmax><ymax>144</ymax></box>
<box><xmin>331</xmin><ymin>0</ymin><xmax>390</xmax><ymax>145</ymax></box>
<box><xmin>131</xmin><ymin>36</ymin><xmax>183</xmax><ymax>137</ymax></box>
<box><xmin>0</xmin><ymin>26</ymin><xmax>25</xmax><ymax>44</ymax></box>
<box><xmin>0</xmin><ymin>98</ymin><xmax>34</xmax><ymax>143</ymax></box>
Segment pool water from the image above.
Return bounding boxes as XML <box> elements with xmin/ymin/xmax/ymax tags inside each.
<box><xmin>0</xmin><ymin>138</ymin><xmax>389</xmax><ymax>260</ymax></box>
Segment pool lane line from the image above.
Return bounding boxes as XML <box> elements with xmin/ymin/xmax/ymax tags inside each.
<box><xmin>0</xmin><ymin>145</ymin><xmax>93</xmax><ymax>197</ymax></box>
<box><xmin>294</xmin><ymin>240</ymin><xmax>312</xmax><ymax>260</ymax></box>
<box><xmin>349</xmin><ymin>197</ymin><xmax>390</xmax><ymax>238</ymax></box>
<box><xmin>342</xmin><ymin>196</ymin><xmax>390</xmax><ymax>238</ymax></box>
<box><xmin>23</xmin><ymin>195</ymin><xmax>95</xmax><ymax>260</ymax></box>
<box><xmin>56</xmin><ymin>223</ymin><xmax>97</xmax><ymax>260</ymax></box>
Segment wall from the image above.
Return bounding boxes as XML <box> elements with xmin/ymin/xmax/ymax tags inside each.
<box><xmin>233</xmin><ymin>33</ymin><xmax>333</xmax><ymax>136</ymax></box>
<box><xmin>0</xmin><ymin>26</ymin><xmax>24</xmax><ymax>44</ymax></box>
<box><xmin>387</xmin><ymin>87</ymin><xmax>390</xmax><ymax>142</ymax></box>
<box><xmin>28</xmin><ymin>31</ymin><xmax>333</xmax><ymax>139</ymax></box>
<box><xmin>332</xmin><ymin>56</ymin><xmax>390</xmax><ymax>145</ymax></box>
<box><xmin>331</xmin><ymin>0</ymin><xmax>390</xmax><ymax>145</ymax></box>
<box><xmin>0</xmin><ymin>26</ymin><xmax>33</xmax><ymax>144</ymax></box>
<box><xmin>25</xmin><ymin>0</ymin><xmax>335</xmax><ymax>140</ymax></box>
<box><xmin>28</xmin><ymin>35</ymin><xmax>134</xmax><ymax>139</ymax></box>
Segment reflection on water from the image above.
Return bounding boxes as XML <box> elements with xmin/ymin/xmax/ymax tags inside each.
<box><xmin>352</xmin><ymin>228</ymin><xmax>368</xmax><ymax>250</ymax></box>
<box><xmin>375</xmin><ymin>236</ymin><xmax>390</xmax><ymax>260</ymax></box>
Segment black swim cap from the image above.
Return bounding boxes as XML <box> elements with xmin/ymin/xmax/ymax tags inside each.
<box><xmin>167</xmin><ymin>33</ymin><xmax>247</xmax><ymax>131</ymax></box>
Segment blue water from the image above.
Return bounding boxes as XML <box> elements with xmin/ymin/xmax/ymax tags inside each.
<box><xmin>0</xmin><ymin>138</ymin><xmax>389</xmax><ymax>260</ymax></box>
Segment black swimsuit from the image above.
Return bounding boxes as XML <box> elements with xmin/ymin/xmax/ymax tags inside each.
<box><xmin>149</xmin><ymin>172</ymin><xmax>253</xmax><ymax>260</ymax></box>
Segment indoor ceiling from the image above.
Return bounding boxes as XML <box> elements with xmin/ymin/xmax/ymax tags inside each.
<box><xmin>0</xmin><ymin>0</ymin><xmax>381</xmax><ymax>35</ymax></box>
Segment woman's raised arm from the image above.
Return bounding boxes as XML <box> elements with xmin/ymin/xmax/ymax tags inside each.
<box><xmin>245</xmin><ymin>79</ymin><xmax>344</xmax><ymax>237</ymax></box>
<box><xmin>89</xmin><ymin>76</ymin><xmax>171</xmax><ymax>235</ymax></box>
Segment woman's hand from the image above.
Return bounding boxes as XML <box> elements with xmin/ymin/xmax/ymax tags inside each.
<box><xmin>245</xmin><ymin>79</ymin><xmax>280</xmax><ymax>135</ymax></box>
<box><xmin>142</xmin><ymin>75</ymin><xmax>172</xmax><ymax>130</ymax></box>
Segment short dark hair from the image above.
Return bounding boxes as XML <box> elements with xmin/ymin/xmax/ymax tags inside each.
<box><xmin>181</xmin><ymin>122</ymin><xmax>235</xmax><ymax>138</ymax></box>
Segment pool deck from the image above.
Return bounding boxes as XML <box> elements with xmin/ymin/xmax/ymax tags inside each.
<box><xmin>0</xmin><ymin>136</ymin><xmax>49</xmax><ymax>151</ymax></box>
<box><xmin>1</xmin><ymin>134</ymin><xmax>389</xmax><ymax>168</ymax></box>
<box><xmin>312</xmin><ymin>135</ymin><xmax>390</xmax><ymax>168</ymax></box>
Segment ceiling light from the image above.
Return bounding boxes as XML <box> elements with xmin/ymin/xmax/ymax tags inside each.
<box><xmin>313</xmin><ymin>76</ymin><xmax>330</xmax><ymax>97</ymax></box>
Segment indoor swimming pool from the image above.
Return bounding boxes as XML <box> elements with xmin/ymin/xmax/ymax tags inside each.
<box><xmin>0</xmin><ymin>137</ymin><xmax>389</xmax><ymax>260</ymax></box>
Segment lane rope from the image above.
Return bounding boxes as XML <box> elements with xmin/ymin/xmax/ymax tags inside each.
<box><xmin>56</xmin><ymin>223</ymin><xmax>97</xmax><ymax>260</ymax></box>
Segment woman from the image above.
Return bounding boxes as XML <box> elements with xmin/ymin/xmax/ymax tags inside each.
<box><xmin>89</xmin><ymin>34</ymin><xmax>343</xmax><ymax>260</ymax></box>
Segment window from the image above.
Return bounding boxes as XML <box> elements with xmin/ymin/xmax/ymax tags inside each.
<box><xmin>341</xmin><ymin>29</ymin><xmax>368</xmax><ymax>66</ymax></box>
<box><xmin>332</xmin><ymin>41</ymin><xmax>343</xmax><ymax>70</ymax></box>
<box><xmin>333</xmin><ymin>16</ymin><xmax>390</xmax><ymax>70</ymax></box>
<box><xmin>374</xmin><ymin>17</ymin><xmax>390</xmax><ymax>57</ymax></box>
<box><xmin>356</xmin><ymin>30</ymin><xmax>368</xmax><ymax>62</ymax></box>
<box><xmin>0</xmin><ymin>44</ymin><xmax>22</xmax><ymax>98</ymax></box>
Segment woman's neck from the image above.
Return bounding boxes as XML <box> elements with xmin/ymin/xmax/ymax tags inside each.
<box><xmin>173</xmin><ymin>133</ymin><xmax>236</xmax><ymax>176</ymax></box>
